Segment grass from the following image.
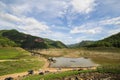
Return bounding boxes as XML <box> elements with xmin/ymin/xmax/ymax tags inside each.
<box><xmin>97</xmin><ymin>64</ymin><xmax>120</xmax><ymax>74</ymax></box>
<box><xmin>0</xmin><ymin>47</ymin><xmax>30</xmax><ymax>60</ymax></box>
<box><xmin>84</xmin><ymin>47</ymin><xmax>120</xmax><ymax>53</ymax></box>
<box><xmin>35</xmin><ymin>48</ymin><xmax>120</xmax><ymax>57</ymax></box>
<box><xmin>23</xmin><ymin>70</ymin><xmax>92</xmax><ymax>80</ymax></box>
<box><xmin>23</xmin><ymin>64</ymin><xmax>120</xmax><ymax>80</ymax></box>
<box><xmin>32</xmin><ymin>48</ymin><xmax>120</xmax><ymax>65</ymax></box>
<box><xmin>0</xmin><ymin>47</ymin><xmax>45</xmax><ymax>76</ymax></box>
<box><xmin>33</xmin><ymin>48</ymin><xmax>120</xmax><ymax>64</ymax></box>
<box><xmin>0</xmin><ymin>47</ymin><xmax>120</xmax><ymax>77</ymax></box>
<box><xmin>0</xmin><ymin>60</ymin><xmax>44</xmax><ymax>76</ymax></box>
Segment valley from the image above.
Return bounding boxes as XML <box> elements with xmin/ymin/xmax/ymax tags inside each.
<box><xmin>0</xmin><ymin>0</ymin><xmax>120</xmax><ymax>79</ymax></box>
<box><xmin>0</xmin><ymin>47</ymin><xmax>120</xmax><ymax>80</ymax></box>
<box><xmin>0</xmin><ymin>30</ymin><xmax>120</xmax><ymax>80</ymax></box>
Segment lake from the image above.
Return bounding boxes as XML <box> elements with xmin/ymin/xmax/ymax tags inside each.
<box><xmin>50</xmin><ymin>57</ymin><xmax>98</xmax><ymax>68</ymax></box>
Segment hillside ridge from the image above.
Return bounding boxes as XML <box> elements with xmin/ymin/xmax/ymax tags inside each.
<box><xmin>0</xmin><ymin>29</ymin><xmax>67</xmax><ymax>49</ymax></box>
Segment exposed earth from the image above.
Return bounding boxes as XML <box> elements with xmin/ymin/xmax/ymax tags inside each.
<box><xmin>56</xmin><ymin>72</ymin><xmax>120</xmax><ymax>80</ymax></box>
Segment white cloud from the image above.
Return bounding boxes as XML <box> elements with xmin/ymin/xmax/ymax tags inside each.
<box><xmin>51</xmin><ymin>25</ymin><xmax>70</xmax><ymax>31</ymax></box>
<box><xmin>70</xmin><ymin>16</ymin><xmax>120</xmax><ymax>34</ymax></box>
<box><xmin>20</xmin><ymin>17</ymin><xmax>49</xmax><ymax>31</ymax></box>
<box><xmin>0</xmin><ymin>12</ymin><xmax>74</xmax><ymax>44</ymax></box>
<box><xmin>99</xmin><ymin>17</ymin><xmax>120</xmax><ymax>25</ymax></box>
<box><xmin>0</xmin><ymin>13</ymin><xmax>50</xmax><ymax>34</ymax></box>
<box><xmin>70</xmin><ymin>24</ymin><xmax>102</xmax><ymax>34</ymax></box>
<box><xmin>0</xmin><ymin>0</ymin><xmax>120</xmax><ymax>44</ymax></box>
<box><xmin>99</xmin><ymin>0</ymin><xmax>120</xmax><ymax>14</ymax></box>
<box><xmin>0</xmin><ymin>0</ymin><xmax>97</xmax><ymax>29</ymax></box>
<box><xmin>9</xmin><ymin>0</ymin><xmax>68</xmax><ymax>18</ymax></box>
<box><xmin>38</xmin><ymin>31</ymin><xmax>74</xmax><ymax>44</ymax></box>
<box><xmin>71</xmin><ymin>0</ymin><xmax>96</xmax><ymax>14</ymax></box>
<box><xmin>0</xmin><ymin>1</ymin><xmax>7</xmax><ymax>13</ymax></box>
<box><xmin>1</xmin><ymin>0</ymin><xmax>96</xmax><ymax>18</ymax></box>
<box><xmin>0</xmin><ymin>13</ymin><xmax>21</xmax><ymax>23</ymax></box>
<box><xmin>108</xmin><ymin>28</ymin><xmax>120</xmax><ymax>35</ymax></box>
<box><xmin>10</xmin><ymin>3</ymin><xmax>32</xmax><ymax>15</ymax></box>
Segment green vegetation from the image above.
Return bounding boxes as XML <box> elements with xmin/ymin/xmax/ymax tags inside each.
<box><xmin>23</xmin><ymin>64</ymin><xmax>120</xmax><ymax>80</ymax></box>
<box><xmin>44</xmin><ymin>38</ymin><xmax>67</xmax><ymax>48</ymax></box>
<box><xmin>69</xmin><ymin>32</ymin><xmax>120</xmax><ymax>48</ymax></box>
<box><xmin>0</xmin><ymin>29</ymin><xmax>67</xmax><ymax>49</ymax></box>
<box><xmin>97</xmin><ymin>64</ymin><xmax>120</xmax><ymax>74</ymax></box>
<box><xmin>83</xmin><ymin>47</ymin><xmax>120</xmax><ymax>53</ymax></box>
<box><xmin>0</xmin><ymin>47</ymin><xmax>45</xmax><ymax>76</ymax></box>
<box><xmin>87</xmin><ymin>32</ymin><xmax>120</xmax><ymax>48</ymax></box>
<box><xmin>68</xmin><ymin>41</ymin><xmax>94</xmax><ymax>48</ymax></box>
<box><xmin>23</xmin><ymin>70</ymin><xmax>92</xmax><ymax>80</ymax></box>
<box><xmin>0</xmin><ymin>47</ymin><xmax>30</xmax><ymax>59</ymax></box>
<box><xmin>0</xmin><ymin>36</ymin><xmax>17</xmax><ymax>47</ymax></box>
<box><xmin>0</xmin><ymin>29</ymin><xmax>120</xmax><ymax>78</ymax></box>
<box><xmin>0</xmin><ymin>60</ymin><xmax>44</xmax><ymax>76</ymax></box>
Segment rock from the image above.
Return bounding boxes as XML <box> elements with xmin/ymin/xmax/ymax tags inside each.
<box><xmin>4</xmin><ymin>77</ymin><xmax>13</xmax><ymax>80</ymax></box>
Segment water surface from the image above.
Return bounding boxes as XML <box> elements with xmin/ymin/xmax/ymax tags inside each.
<box><xmin>50</xmin><ymin>57</ymin><xmax>98</xmax><ymax>68</ymax></box>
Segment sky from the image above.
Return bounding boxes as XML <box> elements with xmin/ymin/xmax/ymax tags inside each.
<box><xmin>0</xmin><ymin>0</ymin><xmax>120</xmax><ymax>44</ymax></box>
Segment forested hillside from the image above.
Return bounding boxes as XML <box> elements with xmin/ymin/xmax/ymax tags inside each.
<box><xmin>68</xmin><ymin>41</ymin><xmax>94</xmax><ymax>48</ymax></box>
<box><xmin>87</xmin><ymin>32</ymin><xmax>120</xmax><ymax>48</ymax></box>
<box><xmin>69</xmin><ymin>32</ymin><xmax>120</xmax><ymax>48</ymax></box>
<box><xmin>0</xmin><ymin>29</ymin><xmax>67</xmax><ymax>49</ymax></box>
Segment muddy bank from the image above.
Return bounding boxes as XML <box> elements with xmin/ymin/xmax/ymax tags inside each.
<box><xmin>54</xmin><ymin>72</ymin><xmax>120</xmax><ymax>80</ymax></box>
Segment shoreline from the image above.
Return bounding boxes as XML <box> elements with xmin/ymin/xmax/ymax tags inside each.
<box><xmin>0</xmin><ymin>56</ymin><xmax>98</xmax><ymax>80</ymax></box>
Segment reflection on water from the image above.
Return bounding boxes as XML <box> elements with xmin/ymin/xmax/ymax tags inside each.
<box><xmin>50</xmin><ymin>57</ymin><xmax>98</xmax><ymax>68</ymax></box>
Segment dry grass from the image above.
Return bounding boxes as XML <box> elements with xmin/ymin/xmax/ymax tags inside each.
<box><xmin>32</xmin><ymin>48</ymin><xmax>120</xmax><ymax>65</ymax></box>
<box><xmin>33</xmin><ymin>48</ymin><xmax>120</xmax><ymax>58</ymax></box>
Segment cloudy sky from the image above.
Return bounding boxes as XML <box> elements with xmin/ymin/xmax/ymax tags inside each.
<box><xmin>0</xmin><ymin>0</ymin><xmax>120</xmax><ymax>44</ymax></box>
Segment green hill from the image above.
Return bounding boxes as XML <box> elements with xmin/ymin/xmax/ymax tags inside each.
<box><xmin>69</xmin><ymin>32</ymin><xmax>120</xmax><ymax>48</ymax></box>
<box><xmin>68</xmin><ymin>41</ymin><xmax>94</xmax><ymax>48</ymax></box>
<box><xmin>44</xmin><ymin>38</ymin><xmax>67</xmax><ymax>48</ymax></box>
<box><xmin>0</xmin><ymin>29</ymin><xmax>67</xmax><ymax>49</ymax></box>
<box><xmin>87</xmin><ymin>32</ymin><xmax>120</xmax><ymax>48</ymax></box>
<box><xmin>0</xmin><ymin>36</ymin><xmax>17</xmax><ymax>47</ymax></box>
<box><xmin>0</xmin><ymin>30</ymin><xmax>17</xmax><ymax>47</ymax></box>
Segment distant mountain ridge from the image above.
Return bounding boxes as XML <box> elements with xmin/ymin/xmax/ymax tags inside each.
<box><xmin>1</xmin><ymin>29</ymin><xmax>120</xmax><ymax>49</ymax></box>
<box><xmin>88</xmin><ymin>32</ymin><xmax>120</xmax><ymax>48</ymax></box>
<box><xmin>68</xmin><ymin>41</ymin><xmax>95</xmax><ymax>48</ymax></box>
<box><xmin>0</xmin><ymin>29</ymin><xmax>67</xmax><ymax>49</ymax></box>
<box><xmin>69</xmin><ymin>32</ymin><xmax>120</xmax><ymax>48</ymax></box>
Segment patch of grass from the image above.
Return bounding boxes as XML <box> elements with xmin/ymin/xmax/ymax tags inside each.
<box><xmin>37</xmin><ymin>48</ymin><xmax>120</xmax><ymax>57</ymax></box>
<box><xmin>97</xmin><ymin>64</ymin><xmax>120</xmax><ymax>74</ymax></box>
<box><xmin>0</xmin><ymin>47</ymin><xmax>30</xmax><ymax>60</ymax></box>
<box><xmin>91</xmin><ymin>56</ymin><xmax>120</xmax><ymax>65</ymax></box>
<box><xmin>23</xmin><ymin>64</ymin><xmax>120</xmax><ymax>80</ymax></box>
<box><xmin>84</xmin><ymin>47</ymin><xmax>120</xmax><ymax>53</ymax></box>
<box><xmin>23</xmin><ymin>70</ymin><xmax>92</xmax><ymax>80</ymax></box>
<box><xmin>0</xmin><ymin>47</ymin><xmax>45</xmax><ymax>76</ymax></box>
<box><xmin>0</xmin><ymin>60</ymin><xmax>44</xmax><ymax>76</ymax></box>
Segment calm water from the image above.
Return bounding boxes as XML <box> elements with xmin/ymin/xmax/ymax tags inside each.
<box><xmin>50</xmin><ymin>57</ymin><xmax>98</xmax><ymax>68</ymax></box>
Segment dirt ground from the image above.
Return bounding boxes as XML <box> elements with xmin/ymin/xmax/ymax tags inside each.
<box><xmin>0</xmin><ymin>57</ymin><xmax>97</xmax><ymax>80</ymax></box>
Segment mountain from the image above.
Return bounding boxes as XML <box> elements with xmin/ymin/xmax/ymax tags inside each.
<box><xmin>0</xmin><ymin>30</ymin><xmax>17</xmax><ymax>47</ymax></box>
<box><xmin>44</xmin><ymin>38</ymin><xmax>67</xmax><ymax>48</ymax></box>
<box><xmin>88</xmin><ymin>32</ymin><xmax>120</xmax><ymax>48</ymax></box>
<box><xmin>0</xmin><ymin>36</ymin><xmax>17</xmax><ymax>47</ymax></box>
<box><xmin>0</xmin><ymin>29</ymin><xmax>67</xmax><ymax>49</ymax></box>
<box><xmin>69</xmin><ymin>32</ymin><xmax>120</xmax><ymax>48</ymax></box>
<box><xmin>68</xmin><ymin>41</ymin><xmax>95</xmax><ymax>48</ymax></box>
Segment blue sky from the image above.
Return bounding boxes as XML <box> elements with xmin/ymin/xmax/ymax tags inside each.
<box><xmin>0</xmin><ymin>0</ymin><xmax>120</xmax><ymax>44</ymax></box>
